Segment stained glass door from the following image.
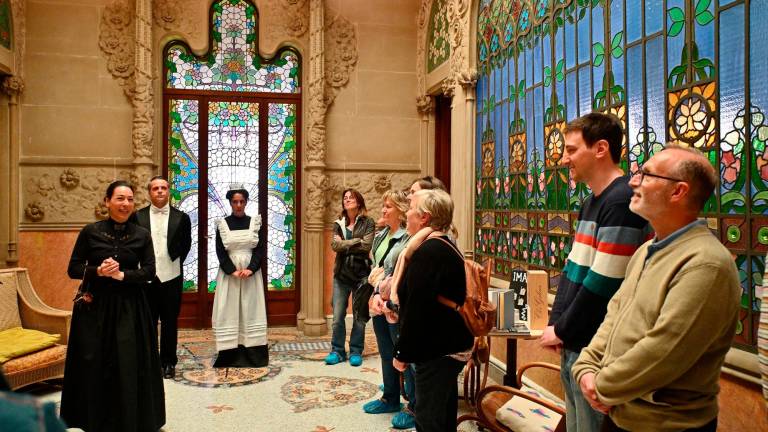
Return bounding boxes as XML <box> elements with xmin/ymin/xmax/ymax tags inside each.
<box><xmin>163</xmin><ymin>0</ymin><xmax>300</xmax><ymax>328</ymax></box>
<box><xmin>166</xmin><ymin>96</ymin><xmax>299</xmax><ymax>327</ymax></box>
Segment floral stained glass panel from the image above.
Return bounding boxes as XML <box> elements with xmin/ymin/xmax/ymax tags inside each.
<box><xmin>165</xmin><ymin>0</ymin><xmax>299</xmax><ymax>94</ymax></box>
<box><xmin>475</xmin><ymin>0</ymin><xmax>766</xmax><ymax>348</ymax></box>
<box><xmin>266</xmin><ymin>103</ymin><xmax>297</xmax><ymax>291</ymax></box>
<box><xmin>168</xmin><ymin>99</ymin><xmax>201</xmax><ymax>293</ymax></box>
<box><xmin>206</xmin><ymin>101</ymin><xmax>260</xmax><ymax>293</ymax></box>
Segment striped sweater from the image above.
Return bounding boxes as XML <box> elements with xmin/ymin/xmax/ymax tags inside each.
<box><xmin>549</xmin><ymin>175</ymin><xmax>651</xmax><ymax>352</ymax></box>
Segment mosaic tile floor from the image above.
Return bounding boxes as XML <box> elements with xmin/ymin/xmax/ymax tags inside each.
<box><xmin>31</xmin><ymin>327</ymin><xmax>483</xmax><ymax>432</ymax></box>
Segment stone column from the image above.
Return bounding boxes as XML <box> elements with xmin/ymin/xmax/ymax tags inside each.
<box><xmin>457</xmin><ymin>71</ymin><xmax>477</xmax><ymax>259</ymax></box>
<box><xmin>300</xmin><ymin>0</ymin><xmax>329</xmax><ymax>336</ymax></box>
<box><xmin>131</xmin><ymin>0</ymin><xmax>154</xmax><ymax>203</ymax></box>
<box><xmin>2</xmin><ymin>76</ymin><xmax>24</xmax><ymax>266</ymax></box>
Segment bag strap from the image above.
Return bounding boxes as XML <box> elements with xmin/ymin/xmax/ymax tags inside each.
<box><xmin>431</xmin><ymin>237</ymin><xmax>465</xmax><ymax>312</ymax></box>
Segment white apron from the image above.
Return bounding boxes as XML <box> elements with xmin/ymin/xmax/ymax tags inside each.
<box><xmin>211</xmin><ymin>215</ymin><xmax>268</xmax><ymax>352</ymax></box>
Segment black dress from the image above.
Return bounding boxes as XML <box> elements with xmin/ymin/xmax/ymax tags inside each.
<box><xmin>61</xmin><ymin>219</ymin><xmax>165</xmax><ymax>432</ymax></box>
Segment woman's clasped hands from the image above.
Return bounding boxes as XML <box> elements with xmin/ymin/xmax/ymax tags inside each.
<box><xmin>97</xmin><ymin>257</ymin><xmax>124</xmax><ymax>281</ymax></box>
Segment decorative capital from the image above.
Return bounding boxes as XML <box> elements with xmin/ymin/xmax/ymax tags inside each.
<box><xmin>2</xmin><ymin>76</ymin><xmax>25</xmax><ymax>96</ymax></box>
<box><xmin>457</xmin><ymin>68</ymin><xmax>478</xmax><ymax>89</ymax></box>
<box><xmin>441</xmin><ymin>78</ymin><xmax>456</xmax><ymax>98</ymax></box>
<box><xmin>416</xmin><ymin>95</ymin><xmax>434</xmax><ymax>115</ymax></box>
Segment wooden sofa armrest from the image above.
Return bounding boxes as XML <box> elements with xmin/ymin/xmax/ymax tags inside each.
<box><xmin>13</xmin><ymin>268</ymin><xmax>71</xmax><ymax>345</ymax></box>
<box><xmin>516</xmin><ymin>361</ymin><xmax>561</xmax><ymax>387</ymax></box>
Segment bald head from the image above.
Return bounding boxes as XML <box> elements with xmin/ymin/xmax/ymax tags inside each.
<box><xmin>663</xmin><ymin>145</ymin><xmax>717</xmax><ymax>211</ymax></box>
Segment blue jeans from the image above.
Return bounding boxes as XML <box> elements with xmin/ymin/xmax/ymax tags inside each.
<box><xmin>562</xmin><ymin>349</ymin><xmax>604</xmax><ymax>432</ymax></box>
<box><xmin>372</xmin><ymin>314</ymin><xmax>416</xmax><ymax>408</ymax></box>
<box><xmin>330</xmin><ymin>277</ymin><xmax>366</xmax><ymax>358</ymax></box>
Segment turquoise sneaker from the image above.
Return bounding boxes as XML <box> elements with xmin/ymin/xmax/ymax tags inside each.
<box><xmin>349</xmin><ymin>353</ymin><xmax>363</xmax><ymax>367</ymax></box>
<box><xmin>324</xmin><ymin>351</ymin><xmax>343</xmax><ymax>365</ymax></box>
<box><xmin>362</xmin><ymin>398</ymin><xmax>401</xmax><ymax>414</ymax></box>
<box><xmin>391</xmin><ymin>408</ymin><xmax>415</xmax><ymax>429</ymax></box>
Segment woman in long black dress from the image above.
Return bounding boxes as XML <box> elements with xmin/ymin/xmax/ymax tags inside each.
<box><xmin>61</xmin><ymin>180</ymin><xmax>165</xmax><ymax>432</ymax></box>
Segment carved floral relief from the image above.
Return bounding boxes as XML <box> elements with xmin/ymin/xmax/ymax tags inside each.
<box><xmin>99</xmin><ymin>0</ymin><xmax>135</xmax><ymax>98</ymax></box>
<box><xmin>22</xmin><ymin>167</ymin><xmax>135</xmax><ymax>223</ymax></box>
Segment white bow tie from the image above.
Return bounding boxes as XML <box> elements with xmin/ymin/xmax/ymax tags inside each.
<box><xmin>151</xmin><ymin>207</ymin><xmax>169</xmax><ymax>215</ymax></box>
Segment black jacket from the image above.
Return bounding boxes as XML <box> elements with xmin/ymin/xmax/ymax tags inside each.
<box><xmin>394</xmin><ymin>237</ymin><xmax>474</xmax><ymax>363</ymax></box>
<box><xmin>134</xmin><ymin>206</ymin><xmax>192</xmax><ymax>267</ymax></box>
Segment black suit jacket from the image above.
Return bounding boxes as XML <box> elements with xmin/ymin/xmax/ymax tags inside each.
<box><xmin>134</xmin><ymin>206</ymin><xmax>193</xmax><ymax>269</ymax></box>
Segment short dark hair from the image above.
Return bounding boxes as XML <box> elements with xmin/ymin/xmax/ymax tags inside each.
<box><xmin>226</xmin><ymin>189</ymin><xmax>250</xmax><ymax>202</ymax></box>
<box><xmin>563</xmin><ymin>112</ymin><xmax>624</xmax><ymax>163</ymax></box>
<box><xmin>413</xmin><ymin>175</ymin><xmax>448</xmax><ymax>192</ymax></box>
<box><xmin>665</xmin><ymin>145</ymin><xmax>718</xmax><ymax>211</ymax></box>
<box><xmin>147</xmin><ymin>175</ymin><xmax>169</xmax><ymax>190</ymax></box>
<box><xmin>339</xmin><ymin>188</ymin><xmax>367</xmax><ymax>224</ymax></box>
<box><xmin>105</xmin><ymin>180</ymin><xmax>134</xmax><ymax>199</ymax></box>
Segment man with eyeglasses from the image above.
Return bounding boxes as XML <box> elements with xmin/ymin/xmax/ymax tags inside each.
<box><xmin>572</xmin><ymin>145</ymin><xmax>740</xmax><ymax>432</ymax></box>
<box><xmin>539</xmin><ymin>112</ymin><xmax>651</xmax><ymax>432</ymax></box>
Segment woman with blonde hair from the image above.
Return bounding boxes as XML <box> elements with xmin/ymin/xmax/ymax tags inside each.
<box><xmin>363</xmin><ymin>189</ymin><xmax>415</xmax><ymax>428</ymax></box>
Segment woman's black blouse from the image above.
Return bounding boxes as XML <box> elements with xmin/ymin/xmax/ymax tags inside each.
<box><xmin>215</xmin><ymin>214</ymin><xmax>265</xmax><ymax>275</ymax></box>
<box><xmin>67</xmin><ymin>219</ymin><xmax>156</xmax><ymax>287</ymax></box>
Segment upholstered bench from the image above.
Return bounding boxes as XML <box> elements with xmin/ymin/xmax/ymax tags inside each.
<box><xmin>0</xmin><ymin>268</ymin><xmax>71</xmax><ymax>390</ymax></box>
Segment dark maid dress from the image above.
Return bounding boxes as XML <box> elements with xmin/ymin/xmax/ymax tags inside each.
<box><xmin>61</xmin><ymin>218</ymin><xmax>165</xmax><ymax>432</ymax></box>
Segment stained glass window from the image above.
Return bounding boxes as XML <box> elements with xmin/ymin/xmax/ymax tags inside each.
<box><xmin>475</xmin><ymin>0</ymin><xmax>766</xmax><ymax>350</ymax></box>
<box><xmin>168</xmin><ymin>99</ymin><xmax>200</xmax><ymax>293</ymax></box>
<box><xmin>165</xmin><ymin>0</ymin><xmax>300</xmax><ymax>295</ymax></box>
<box><xmin>165</xmin><ymin>0</ymin><xmax>300</xmax><ymax>93</ymax></box>
<box><xmin>266</xmin><ymin>104</ymin><xmax>297</xmax><ymax>290</ymax></box>
<box><xmin>206</xmin><ymin>101</ymin><xmax>260</xmax><ymax>292</ymax></box>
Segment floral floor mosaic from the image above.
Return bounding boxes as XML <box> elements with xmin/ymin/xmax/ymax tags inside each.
<box><xmin>34</xmin><ymin>327</ymin><xmax>482</xmax><ymax>432</ymax></box>
<box><xmin>173</xmin><ymin>328</ymin><xmax>380</xmax><ymax>388</ymax></box>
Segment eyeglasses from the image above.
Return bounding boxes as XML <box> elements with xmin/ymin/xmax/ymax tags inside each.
<box><xmin>630</xmin><ymin>168</ymin><xmax>686</xmax><ymax>185</ymax></box>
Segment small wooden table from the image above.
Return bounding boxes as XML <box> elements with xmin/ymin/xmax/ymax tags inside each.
<box><xmin>487</xmin><ymin>329</ymin><xmax>543</xmax><ymax>387</ymax></box>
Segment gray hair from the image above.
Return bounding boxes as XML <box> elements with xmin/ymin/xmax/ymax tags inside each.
<box><xmin>411</xmin><ymin>189</ymin><xmax>454</xmax><ymax>232</ymax></box>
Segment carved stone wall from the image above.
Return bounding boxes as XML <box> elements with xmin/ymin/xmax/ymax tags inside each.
<box><xmin>9</xmin><ymin>0</ymin><xmax>25</xmax><ymax>76</ymax></box>
<box><xmin>153</xmin><ymin>0</ymin><xmax>197</xmax><ymax>35</ymax></box>
<box><xmin>99</xmin><ymin>0</ymin><xmax>135</xmax><ymax>98</ymax></box>
<box><xmin>21</xmin><ymin>166</ymin><xmax>136</xmax><ymax>225</ymax></box>
<box><xmin>323</xmin><ymin>9</ymin><xmax>356</xmax><ymax>104</ymax></box>
<box><xmin>416</xmin><ymin>0</ymin><xmax>431</xmax><ymax>101</ymax></box>
<box><xmin>324</xmin><ymin>172</ymin><xmax>414</xmax><ymax>223</ymax></box>
<box><xmin>260</xmin><ymin>0</ymin><xmax>309</xmax><ymax>52</ymax></box>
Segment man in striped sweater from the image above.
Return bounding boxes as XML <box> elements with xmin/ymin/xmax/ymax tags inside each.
<box><xmin>539</xmin><ymin>112</ymin><xmax>651</xmax><ymax>432</ymax></box>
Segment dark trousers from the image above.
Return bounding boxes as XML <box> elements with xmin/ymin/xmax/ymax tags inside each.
<box><xmin>148</xmin><ymin>275</ymin><xmax>182</xmax><ymax>366</ymax></box>
<box><xmin>413</xmin><ymin>355</ymin><xmax>465</xmax><ymax>432</ymax></box>
<box><xmin>601</xmin><ymin>415</ymin><xmax>717</xmax><ymax>432</ymax></box>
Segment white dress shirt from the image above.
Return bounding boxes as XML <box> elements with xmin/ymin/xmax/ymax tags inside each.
<box><xmin>149</xmin><ymin>204</ymin><xmax>181</xmax><ymax>282</ymax></box>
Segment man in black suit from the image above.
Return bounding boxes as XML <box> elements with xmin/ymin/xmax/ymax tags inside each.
<box><xmin>135</xmin><ymin>175</ymin><xmax>192</xmax><ymax>379</ymax></box>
